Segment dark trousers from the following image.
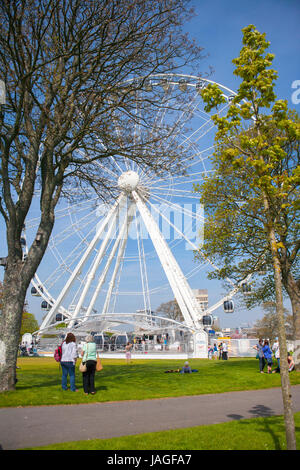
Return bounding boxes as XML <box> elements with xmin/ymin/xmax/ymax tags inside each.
<box><xmin>82</xmin><ymin>360</ymin><xmax>97</xmax><ymax>393</ymax></box>
<box><xmin>259</xmin><ymin>356</ymin><xmax>265</xmax><ymax>372</ymax></box>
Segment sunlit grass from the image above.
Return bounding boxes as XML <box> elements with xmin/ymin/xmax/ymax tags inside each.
<box><xmin>24</xmin><ymin>412</ymin><xmax>300</xmax><ymax>450</ymax></box>
<box><xmin>1</xmin><ymin>356</ymin><xmax>299</xmax><ymax>408</ymax></box>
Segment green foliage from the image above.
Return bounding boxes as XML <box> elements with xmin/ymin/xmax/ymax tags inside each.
<box><xmin>20</xmin><ymin>312</ymin><xmax>39</xmax><ymax>341</ymax></box>
<box><xmin>194</xmin><ymin>25</ymin><xmax>300</xmax><ymax>307</ymax></box>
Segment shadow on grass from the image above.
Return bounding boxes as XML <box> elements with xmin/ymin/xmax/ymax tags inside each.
<box><xmin>227</xmin><ymin>404</ymin><xmax>289</xmax><ymax>450</ymax></box>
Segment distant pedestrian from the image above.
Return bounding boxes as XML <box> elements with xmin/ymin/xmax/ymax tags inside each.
<box><xmin>61</xmin><ymin>332</ymin><xmax>78</xmax><ymax>392</ymax></box>
<box><xmin>288</xmin><ymin>353</ymin><xmax>295</xmax><ymax>372</ymax></box>
<box><xmin>253</xmin><ymin>339</ymin><xmax>265</xmax><ymax>373</ymax></box>
<box><xmin>208</xmin><ymin>345</ymin><xmax>213</xmax><ymax>359</ymax></box>
<box><xmin>213</xmin><ymin>343</ymin><xmax>218</xmax><ymax>359</ymax></box>
<box><xmin>222</xmin><ymin>341</ymin><xmax>228</xmax><ymax>360</ymax></box>
<box><xmin>262</xmin><ymin>340</ymin><xmax>273</xmax><ymax>374</ymax></box>
<box><xmin>218</xmin><ymin>342</ymin><xmax>223</xmax><ymax>360</ymax></box>
<box><xmin>272</xmin><ymin>337</ymin><xmax>280</xmax><ymax>370</ymax></box>
<box><xmin>125</xmin><ymin>342</ymin><xmax>133</xmax><ymax>364</ymax></box>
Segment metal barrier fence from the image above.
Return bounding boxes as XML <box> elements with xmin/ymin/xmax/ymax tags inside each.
<box><xmin>209</xmin><ymin>338</ymin><xmax>258</xmax><ymax>358</ymax></box>
<box><xmin>35</xmin><ymin>337</ymin><xmax>259</xmax><ymax>357</ymax></box>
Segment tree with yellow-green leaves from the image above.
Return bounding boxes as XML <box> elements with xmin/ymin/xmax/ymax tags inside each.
<box><xmin>194</xmin><ymin>25</ymin><xmax>299</xmax><ymax>450</ymax></box>
<box><xmin>20</xmin><ymin>311</ymin><xmax>39</xmax><ymax>343</ymax></box>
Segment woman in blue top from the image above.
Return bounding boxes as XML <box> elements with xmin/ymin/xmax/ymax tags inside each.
<box><xmin>81</xmin><ymin>335</ymin><xmax>97</xmax><ymax>395</ymax></box>
<box><xmin>262</xmin><ymin>340</ymin><xmax>273</xmax><ymax>374</ymax></box>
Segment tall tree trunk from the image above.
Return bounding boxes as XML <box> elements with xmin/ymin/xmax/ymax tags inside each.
<box><xmin>0</xmin><ymin>262</ymin><xmax>27</xmax><ymax>391</ymax></box>
<box><xmin>268</xmin><ymin>228</ymin><xmax>297</xmax><ymax>450</ymax></box>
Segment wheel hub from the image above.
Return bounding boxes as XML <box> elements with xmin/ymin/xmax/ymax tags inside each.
<box><xmin>118</xmin><ymin>171</ymin><xmax>140</xmax><ymax>193</ymax></box>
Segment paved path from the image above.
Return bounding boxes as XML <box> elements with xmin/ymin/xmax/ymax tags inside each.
<box><xmin>1</xmin><ymin>386</ymin><xmax>300</xmax><ymax>449</ymax></box>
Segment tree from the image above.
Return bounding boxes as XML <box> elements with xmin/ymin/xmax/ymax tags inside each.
<box><xmin>253</xmin><ymin>302</ymin><xmax>293</xmax><ymax>343</ymax></box>
<box><xmin>1</xmin><ymin>283</ymin><xmax>37</xmax><ymax>342</ymax></box>
<box><xmin>156</xmin><ymin>299</ymin><xmax>184</xmax><ymax>323</ymax></box>
<box><xmin>195</xmin><ymin>25</ymin><xmax>299</xmax><ymax>450</ymax></box>
<box><xmin>0</xmin><ymin>0</ymin><xmax>205</xmax><ymax>391</ymax></box>
<box><xmin>20</xmin><ymin>311</ymin><xmax>39</xmax><ymax>342</ymax></box>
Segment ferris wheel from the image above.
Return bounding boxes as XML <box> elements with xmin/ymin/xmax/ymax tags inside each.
<box><xmin>22</xmin><ymin>74</ymin><xmax>247</xmax><ymax>335</ymax></box>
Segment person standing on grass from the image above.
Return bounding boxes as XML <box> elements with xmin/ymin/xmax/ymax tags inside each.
<box><xmin>262</xmin><ymin>340</ymin><xmax>273</xmax><ymax>374</ymax></box>
<box><xmin>253</xmin><ymin>339</ymin><xmax>265</xmax><ymax>373</ymax></box>
<box><xmin>272</xmin><ymin>337</ymin><xmax>280</xmax><ymax>371</ymax></box>
<box><xmin>81</xmin><ymin>334</ymin><xmax>97</xmax><ymax>395</ymax></box>
<box><xmin>125</xmin><ymin>342</ymin><xmax>133</xmax><ymax>364</ymax></box>
<box><xmin>222</xmin><ymin>341</ymin><xmax>228</xmax><ymax>360</ymax></box>
<box><xmin>213</xmin><ymin>343</ymin><xmax>218</xmax><ymax>359</ymax></box>
<box><xmin>218</xmin><ymin>342</ymin><xmax>223</xmax><ymax>360</ymax></box>
<box><xmin>61</xmin><ymin>332</ymin><xmax>78</xmax><ymax>392</ymax></box>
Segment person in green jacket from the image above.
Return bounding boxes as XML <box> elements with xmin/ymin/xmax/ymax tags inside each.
<box><xmin>81</xmin><ymin>335</ymin><xmax>97</xmax><ymax>395</ymax></box>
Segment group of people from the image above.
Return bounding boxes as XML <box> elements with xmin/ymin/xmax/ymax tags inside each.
<box><xmin>60</xmin><ymin>332</ymin><xmax>98</xmax><ymax>395</ymax></box>
<box><xmin>19</xmin><ymin>342</ymin><xmax>38</xmax><ymax>357</ymax></box>
<box><xmin>59</xmin><ymin>333</ymin><xmax>296</xmax><ymax>392</ymax></box>
<box><xmin>208</xmin><ymin>342</ymin><xmax>228</xmax><ymax>360</ymax></box>
<box><xmin>253</xmin><ymin>338</ymin><xmax>295</xmax><ymax>374</ymax></box>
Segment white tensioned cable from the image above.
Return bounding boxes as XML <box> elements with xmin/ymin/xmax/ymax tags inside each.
<box><xmin>144</xmin><ymin>193</ymin><xmax>247</xmax><ymax>316</ymax></box>
<box><xmin>135</xmin><ymin>81</ymin><xmax>179</xmax><ymax>184</ymax></box>
<box><xmin>68</xmin><ymin>196</ymin><xmax>126</xmax><ymax>327</ymax></box>
<box><xmin>83</xmin><ymin>201</ymin><xmax>136</xmax><ymax>320</ymax></box>
<box><xmin>132</xmin><ymin>190</ymin><xmax>201</xmax><ymax>329</ymax></box>
<box><xmin>110</xmin><ymin>244</ymin><xmax>126</xmax><ymax>314</ymax></box>
<box><xmin>131</xmin><ymin>89</ymin><xmax>142</xmax><ymax>173</ymax></box>
<box><xmin>135</xmin><ymin>213</ymin><xmax>148</xmax><ymax>314</ymax></box>
<box><xmin>141</xmin><ymin>81</ymin><xmax>230</xmax><ymax>188</ymax></box>
<box><xmin>135</xmin><ymin>211</ymin><xmax>151</xmax><ymax>314</ymax></box>
<box><xmin>39</xmin><ymin>194</ymin><xmax>125</xmax><ymax>332</ymax></box>
<box><xmin>102</xmin><ymin>202</ymin><xmax>136</xmax><ymax>314</ymax></box>
<box><xmin>151</xmin><ymin>168</ymin><xmax>213</xmax><ymax>188</ymax></box>
<box><xmin>67</xmin><ymin>225</ymin><xmax>119</xmax><ymax>318</ymax></box>
<box><xmin>141</xmin><ymin>84</ymin><xmax>198</xmax><ymax>183</ymax></box>
<box><xmin>149</xmin><ymin>192</ymin><xmax>204</xmax><ymax>253</ymax></box>
<box><xmin>141</xmin><ymin>100</ymin><xmax>230</xmax><ymax>194</ymax></box>
<box><xmin>150</xmin><ymin>191</ymin><xmax>205</xmax><ymax>222</ymax></box>
<box><xmin>140</xmin><ymin>223</ymin><xmax>151</xmax><ymax>314</ymax></box>
<box><xmin>44</xmin><ymin>217</ymin><xmax>101</xmax><ymax>290</ymax></box>
<box><xmin>145</xmin><ymin>194</ymin><xmax>236</xmax><ymax>288</ymax></box>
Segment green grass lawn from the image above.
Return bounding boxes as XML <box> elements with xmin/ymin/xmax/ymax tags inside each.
<box><xmin>0</xmin><ymin>356</ymin><xmax>299</xmax><ymax>407</ymax></box>
<box><xmin>2</xmin><ymin>357</ymin><xmax>300</xmax><ymax>450</ymax></box>
<box><xmin>24</xmin><ymin>412</ymin><xmax>300</xmax><ymax>450</ymax></box>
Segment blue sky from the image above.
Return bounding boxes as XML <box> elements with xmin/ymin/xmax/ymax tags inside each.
<box><xmin>187</xmin><ymin>0</ymin><xmax>300</xmax><ymax>109</ymax></box>
<box><xmin>1</xmin><ymin>0</ymin><xmax>299</xmax><ymax>329</ymax></box>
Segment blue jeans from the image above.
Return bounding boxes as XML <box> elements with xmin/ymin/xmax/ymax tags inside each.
<box><xmin>61</xmin><ymin>362</ymin><xmax>76</xmax><ymax>391</ymax></box>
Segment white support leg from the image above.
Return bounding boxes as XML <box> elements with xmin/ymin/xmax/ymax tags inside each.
<box><xmin>83</xmin><ymin>201</ymin><xmax>136</xmax><ymax>320</ymax></box>
<box><xmin>68</xmin><ymin>200</ymin><xmax>124</xmax><ymax>328</ymax></box>
<box><xmin>102</xmin><ymin>201</ymin><xmax>136</xmax><ymax>314</ymax></box>
<box><xmin>131</xmin><ymin>190</ymin><xmax>202</xmax><ymax>330</ymax></box>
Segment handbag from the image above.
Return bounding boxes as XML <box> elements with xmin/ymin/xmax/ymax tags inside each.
<box><xmin>96</xmin><ymin>355</ymin><xmax>103</xmax><ymax>372</ymax></box>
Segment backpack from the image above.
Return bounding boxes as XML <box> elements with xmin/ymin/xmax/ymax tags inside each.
<box><xmin>54</xmin><ymin>343</ymin><xmax>63</xmax><ymax>362</ymax></box>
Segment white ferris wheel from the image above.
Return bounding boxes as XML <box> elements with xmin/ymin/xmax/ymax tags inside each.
<box><xmin>21</xmin><ymin>74</ymin><xmax>247</xmax><ymax>337</ymax></box>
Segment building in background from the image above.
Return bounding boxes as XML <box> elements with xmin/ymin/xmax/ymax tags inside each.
<box><xmin>192</xmin><ymin>289</ymin><xmax>208</xmax><ymax>312</ymax></box>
